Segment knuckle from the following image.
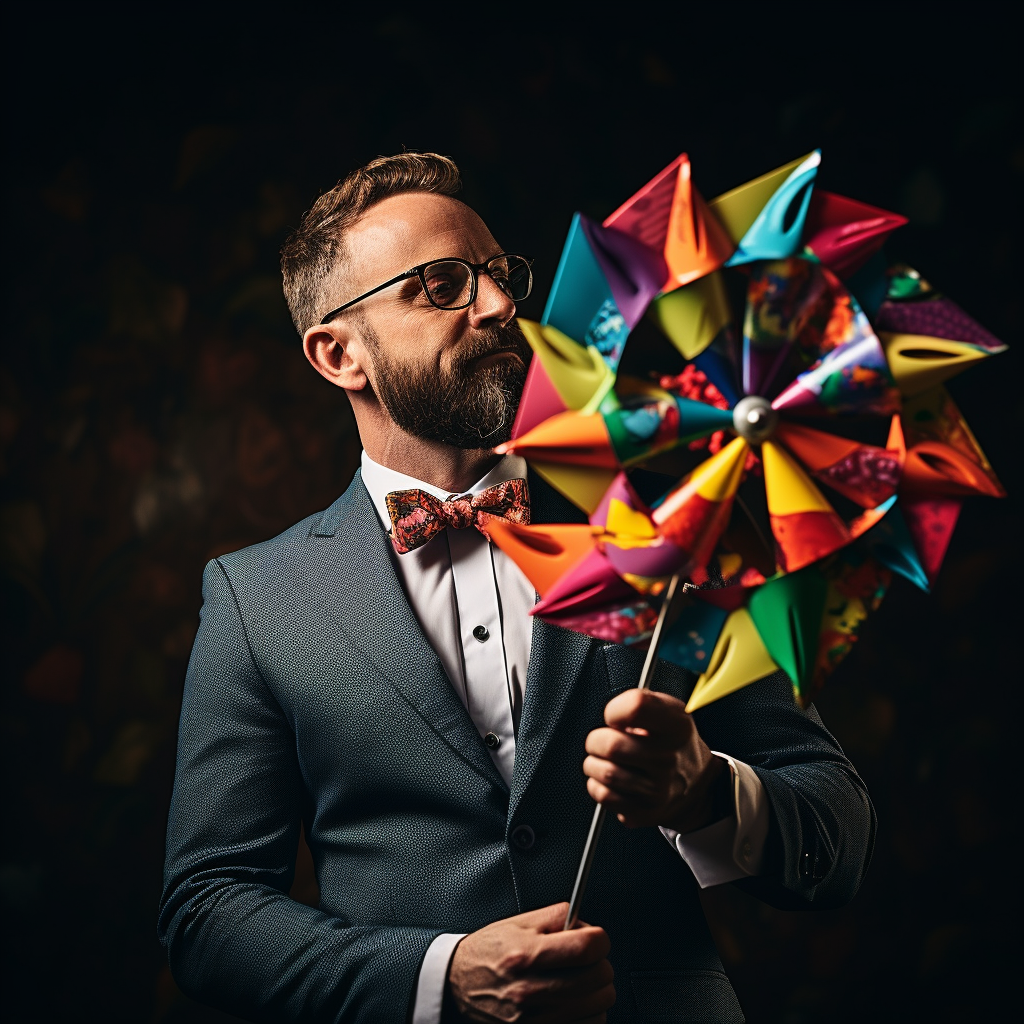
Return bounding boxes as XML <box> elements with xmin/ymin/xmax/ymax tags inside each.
<box><xmin>498</xmin><ymin>947</ymin><xmax>531</xmax><ymax>975</ymax></box>
<box><xmin>605</xmin><ymin>690</ymin><xmax>636</xmax><ymax>721</ymax></box>
<box><xmin>624</xmin><ymin>688</ymin><xmax>646</xmax><ymax>715</ymax></box>
<box><xmin>506</xmin><ymin>979</ymin><xmax>536</xmax><ymax>1007</ymax></box>
<box><xmin>586</xmin><ymin>729</ymin><xmax>613</xmax><ymax>756</ymax></box>
<box><xmin>604</xmin><ymin>733</ymin><xmax>629</xmax><ymax>759</ymax></box>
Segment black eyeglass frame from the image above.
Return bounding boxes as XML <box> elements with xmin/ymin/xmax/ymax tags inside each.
<box><xmin>318</xmin><ymin>252</ymin><xmax>534</xmax><ymax>324</ymax></box>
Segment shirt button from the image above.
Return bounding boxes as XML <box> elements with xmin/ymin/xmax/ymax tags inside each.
<box><xmin>484</xmin><ymin>732</ymin><xmax>501</xmax><ymax>749</ymax></box>
<box><xmin>510</xmin><ymin>825</ymin><xmax>535</xmax><ymax>851</ymax></box>
<box><xmin>800</xmin><ymin>852</ymin><xmax>813</xmax><ymax>878</ymax></box>
<box><xmin>741</xmin><ymin>839</ymin><xmax>752</xmax><ymax>860</ymax></box>
<box><xmin>472</xmin><ymin>625</ymin><xmax>490</xmax><ymax>642</ymax></box>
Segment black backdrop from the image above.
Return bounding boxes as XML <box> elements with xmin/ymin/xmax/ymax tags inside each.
<box><xmin>2</xmin><ymin>11</ymin><xmax>1021</xmax><ymax>1023</ymax></box>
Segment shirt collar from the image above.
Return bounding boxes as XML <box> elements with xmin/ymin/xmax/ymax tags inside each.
<box><xmin>360</xmin><ymin>449</ymin><xmax>529</xmax><ymax>529</ymax></box>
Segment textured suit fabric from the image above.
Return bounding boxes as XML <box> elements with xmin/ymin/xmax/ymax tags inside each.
<box><xmin>159</xmin><ymin>469</ymin><xmax>876</xmax><ymax>1023</ymax></box>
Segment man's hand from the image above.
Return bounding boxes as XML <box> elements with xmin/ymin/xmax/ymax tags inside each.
<box><xmin>583</xmin><ymin>689</ymin><xmax>728</xmax><ymax>833</ymax></box>
<box><xmin>446</xmin><ymin>902</ymin><xmax>615</xmax><ymax>1023</ymax></box>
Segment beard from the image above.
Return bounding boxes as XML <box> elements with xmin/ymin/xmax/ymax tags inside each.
<box><xmin>364</xmin><ymin>320</ymin><xmax>531</xmax><ymax>449</ymax></box>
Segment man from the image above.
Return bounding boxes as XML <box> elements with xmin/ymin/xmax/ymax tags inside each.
<box><xmin>159</xmin><ymin>152</ymin><xmax>875</xmax><ymax>1023</ymax></box>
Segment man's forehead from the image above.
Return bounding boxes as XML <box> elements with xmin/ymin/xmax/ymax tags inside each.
<box><xmin>344</xmin><ymin>193</ymin><xmax>499</xmax><ymax>283</ymax></box>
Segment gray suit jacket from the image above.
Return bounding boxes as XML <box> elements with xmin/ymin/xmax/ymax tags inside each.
<box><xmin>159</xmin><ymin>470</ymin><xmax>875</xmax><ymax>1023</ymax></box>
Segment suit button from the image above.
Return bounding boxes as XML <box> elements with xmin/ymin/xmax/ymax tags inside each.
<box><xmin>511</xmin><ymin>825</ymin><xmax>535</xmax><ymax>851</ymax></box>
<box><xmin>484</xmin><ymin>732</ymin><xmax>501</xmax><ymax>749</ymax></box>
<box><xmin>473</xmin><ymin>625</ymin><xmax>490</xmax><ymax>642</ymax></box>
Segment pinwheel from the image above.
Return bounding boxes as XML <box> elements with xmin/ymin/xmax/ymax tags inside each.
<box><xmin>488</xmin><ymin>151</ymin><xmax>1008</xmax><ymax>931</ymax></box>
<box><xmin>486</xmin><ymin>151</ymin><xmax>1006</xmax><ymax>715</ymax></box>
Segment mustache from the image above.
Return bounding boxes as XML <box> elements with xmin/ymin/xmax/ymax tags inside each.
<box><xmin>449</xmin><ymin>321</ymin><xmax>532</xmax><ymax>372</ymax></box>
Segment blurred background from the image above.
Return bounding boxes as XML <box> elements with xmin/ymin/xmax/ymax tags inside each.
<box><xmin>2</xmin><ymin>10</ymin><xmax>1020</xmax><ymax>1023</ymax></box>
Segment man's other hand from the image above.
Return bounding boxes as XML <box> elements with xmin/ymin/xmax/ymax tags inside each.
<box><xmin>446</xmin><ymin>902</ymin><xmax>614</xmax><ymax>1023</ymax></box>
<box><xmin>584</xmin><ymin>689</ymin><xmax>728</xmax><ymax>833</ymax></box>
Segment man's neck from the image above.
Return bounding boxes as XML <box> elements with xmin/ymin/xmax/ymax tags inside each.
<box><xmin>362</xmin><ymin>430</ymin><xmax>502</xmax><ymax>495</ymax></box>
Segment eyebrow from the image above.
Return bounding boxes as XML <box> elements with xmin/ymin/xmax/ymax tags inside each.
<box><xmin>396</xmin><ymin>276</ymin><xmax>423</xmax><ymax>298</ymax></box>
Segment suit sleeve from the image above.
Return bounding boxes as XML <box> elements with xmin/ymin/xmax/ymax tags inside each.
<box><xmin>691</xmin><ymin>669</ymin><xmax>877</xmax><ymax>910</ymax></box>
<box><xmin>158</xmin><ymin>560</ymin><xmax>442</xmax><ymax>1023</ymax></box>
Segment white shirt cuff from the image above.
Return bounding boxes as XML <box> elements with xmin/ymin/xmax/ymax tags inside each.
<box><xmin>412</xmin><ymin>931</ymin><xmax>467</xmax><ymax>1024</ymax></box>
<box><xmin>660</xmin><ymin>752</ymin><xmax>769</xmax><ymax>888</ymax></box>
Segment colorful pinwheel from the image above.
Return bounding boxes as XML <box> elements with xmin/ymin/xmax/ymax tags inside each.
<box><xmin>485</xmin><ymin>151</ymin><xmax>1005</xmax><ymax>712</ymax></box>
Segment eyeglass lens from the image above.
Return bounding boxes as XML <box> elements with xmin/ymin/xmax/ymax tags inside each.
<box><xmin>421</xmin><ymin>256</ymin><xmax>532</xmax><ymax>309</ymax></box>
<box><xmin>494</xmin><ymin>255</ymin><xmax>533</xmax><ymax>302</ymax></box>
<box><xmin>422</xmin><ymin>262</ymin><xmax>474</xmax><ymax>308</ymax></box>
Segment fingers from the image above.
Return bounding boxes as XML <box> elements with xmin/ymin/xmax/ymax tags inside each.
<box><xmin>583</xmin><ymin>726</ymin><xmax>679</xmax><ymax>808</ymax></box>
<box><xmin>514</xmin><ymin>901</ymin><xmax>573</xmax><ymax>934</ymax></box>
<box><xmin>585</xmin><ymin>727</ymin><xmax>676</xmax><ymax>769</ymax></box>
<box><xmin>583</xmin><ymin>755</ymin><xmax>661</xmax><ymax>803</ymax></box>
<box><xmin>449</xmin><ymin>908</ymin><xmax>615</xmax><ymax>1024</ymax></box>
<box><xmin>587</xmin><ymin>692</ymin><xmax>709</xmax><ymax>820</ymax></box>
<box><xmin>604</xmin><ymin>688</ymin><xmax>693</xmax><ymax>740</ymax></box>
<box><xmin>585</xmin><ymin>777</ymin><xmax>657</xmax><ymax>820</ymax></box>
<box><xmin>530</xmin><ymin>923</ymin><xmax>611</xmax><ymax>970</ymax></box>
<box><xmin>502</xmin><ymin>902</ymin><xmax>611</xmax><ymax>971</ymax></box>
<box><xmin>503</xmin><ymin>961</ymin><xmax>615</xmax><ymax>1023</ymax></box>
<box><xmin>585</xmin><ymin>778</ymin><xmax>667</xmax><ymax>829</ymax></box>
<box><xmin>512</xmin><ymin>958</ymin><xmax>614</xmax><ymax>1004</ymax></box>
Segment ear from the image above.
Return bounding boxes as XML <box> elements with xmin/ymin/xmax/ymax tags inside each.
<box><xmin>303</xmin><ymin>320</ymin><xmax>369</xmax><ymax>392</ymax></box>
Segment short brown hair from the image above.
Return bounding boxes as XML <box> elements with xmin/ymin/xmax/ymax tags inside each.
<box><xmin>280</xmin><ymin>152</ymin><xmax>462</xmax><ymax>335</ymax></box>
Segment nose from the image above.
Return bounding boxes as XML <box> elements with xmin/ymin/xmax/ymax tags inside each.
<box><xmin>468</xmin><ymin>270</ymin><xmax>517</xmax><ymax>328</ymax></box>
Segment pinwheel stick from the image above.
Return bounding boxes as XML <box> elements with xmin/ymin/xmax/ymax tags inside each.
<box><xmin>564</xmin><ymin>571</ymin><xmax>684</xmax><ymax>931</ymax></box>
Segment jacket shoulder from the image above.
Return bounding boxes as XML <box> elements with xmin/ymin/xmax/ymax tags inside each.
<box><xmin>213</xmin><ymin>471</ymin><xmax>371</xmax><ymax>582</ymax></box>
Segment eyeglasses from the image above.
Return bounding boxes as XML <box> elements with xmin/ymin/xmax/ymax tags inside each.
<box><xmin>319</xmin><ymin>252</ymin><xmax>533</xmax><ymax>324</ymax></box>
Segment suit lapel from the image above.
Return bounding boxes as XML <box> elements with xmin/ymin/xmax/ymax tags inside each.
<box><xmin>509</xmin><ymin>472</ymin><xmax>598</xmax><ymax>817</ymax></box>
<box><xmin>315</xmin><ymin>472</ymin><xmax>509</xmax><ymax>794</ymax></box>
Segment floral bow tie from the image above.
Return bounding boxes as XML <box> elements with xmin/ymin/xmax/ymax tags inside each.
<box><xmin>385</xmin><ymin>479</ymin><xmax>530</xmax><ymax>554</ymax></box>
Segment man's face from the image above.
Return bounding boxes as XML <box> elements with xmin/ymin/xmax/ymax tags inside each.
<box><xmin>333</xmin><ymin>193</ymin><xmax>532</xmax><ymax>449</ymax></box>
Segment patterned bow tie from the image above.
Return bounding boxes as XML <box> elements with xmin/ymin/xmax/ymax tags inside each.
<box><xmin>385</xmin><ymin>479</ymin><xmax>530</xmax><ymax>554</ymax></box>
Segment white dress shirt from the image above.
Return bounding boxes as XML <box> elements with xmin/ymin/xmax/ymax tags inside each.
<box><xmin>359</xmin><ymin>450</ymin><xmax>769</xmax><ymax>1024</ymax></box>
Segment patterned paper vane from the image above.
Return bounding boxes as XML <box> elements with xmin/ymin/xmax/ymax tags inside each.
<box><xmin>483</xmin><ymin>151</ymin><xmax>1006</xmax><ymax>712</ymax></box>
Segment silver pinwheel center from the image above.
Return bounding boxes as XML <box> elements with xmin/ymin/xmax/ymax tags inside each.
<box><xmin>732</xmin><ymin>395</ymin><xmax>779</xmax><ymax>443</ymax></box>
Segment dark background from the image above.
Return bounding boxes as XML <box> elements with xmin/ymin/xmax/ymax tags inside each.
<box><xmin>2</xmin><ymin>11</ymin><xmax>1020</xmax><ymax>1023</ymax></box>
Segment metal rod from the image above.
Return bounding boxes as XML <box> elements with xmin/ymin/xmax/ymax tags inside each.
<box><xmin>563</xmin><ymin>802</ymin><xmax>606</xmax><ymax>931</ymax></box>
<box><xmin>635</xmin><ymin>572</ymin><xmax>683</xmax><ymax>693</ymax></box>
<box><xmin>564</xmin><ymin>572</ymin><xmax>683</xmax><ymax>930</ymax></box>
